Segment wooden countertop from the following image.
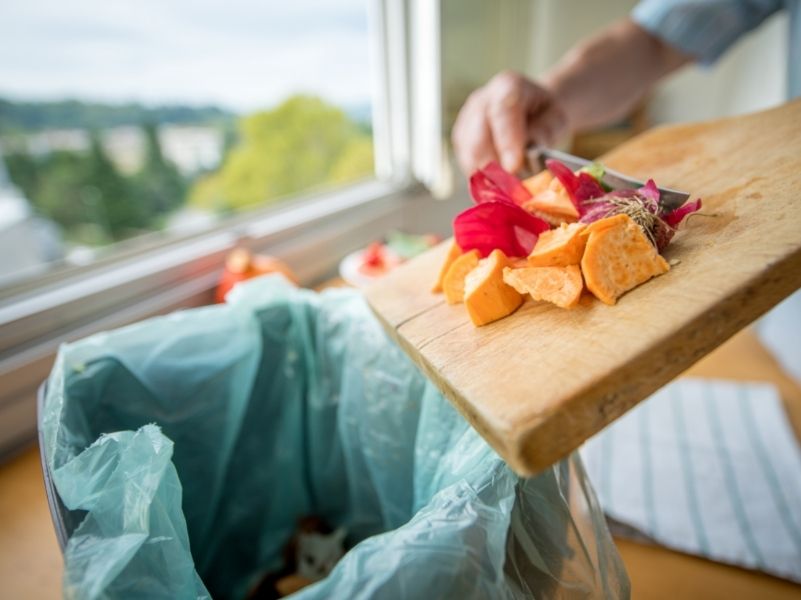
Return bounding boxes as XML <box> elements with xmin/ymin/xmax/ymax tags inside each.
<box><xmin>1</xmin><ymin>327</ymin><xmax>799</xmax><ymax>599</ymax></box>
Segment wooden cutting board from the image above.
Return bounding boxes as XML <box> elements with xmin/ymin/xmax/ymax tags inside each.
<box><xmin>365</xmin><ymin>99</ymin><xmax>801</xmax><ymax>476</ymax></box>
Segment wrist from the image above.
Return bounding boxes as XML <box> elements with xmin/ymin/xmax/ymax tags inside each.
<box><xmin>538</xmin><ymin>74</ymin><xmax>577</xmax><ymax>141</ymax></box>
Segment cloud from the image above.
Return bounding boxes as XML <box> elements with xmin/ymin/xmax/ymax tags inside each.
<box><xmin>0</xmin><ymin>0</ymin><xmax>372</xmax><ymax>111</ymax></box>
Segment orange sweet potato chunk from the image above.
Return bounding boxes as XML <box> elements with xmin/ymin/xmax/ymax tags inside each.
<box><xmin>580</xmin><ymin>213</ymin><xmax>629</xmax><ymax>236</ymax></box>
<box><xmin>522</xmin><ymin>177</ymin><xmax>579</xmax><ymax>222</ymax></box>
<box><xmin>522</xmin><ymin>170</ymin><xmax>553</xmax><ymax>196</ymax></box>
<box><xmin>443</xmin><ymin>249</ymin><xmax>480</xmax><ymax>304</ymax></box>
<box><xmin>503</xmin><ymin>265</ymin><xmax>584</xmax><ymax>309</ymax></box>
<box><xmin>432</xmin><ymin>240</ymin><xmax>462</xmax><ymax>293</ymax></box>
<box><xmin>527</xmin><ymin>222</ymin><xmax>587</xmax><ymax>267</ymax></box>
<box><xmin>464</xmin><ymin>249</ymin><xmax>523</xmax><ymax>326</ymax></box>
<box><xmin>580</xmin><ymin>214</ymin><xmax>670</xmax><ymax>305</ymax></box>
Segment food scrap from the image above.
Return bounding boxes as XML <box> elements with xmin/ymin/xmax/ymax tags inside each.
<box><xmin>526</xmin><ymin>222</ymin><xmax>587</xmax><ymax>267</ymax></box>
<box><xmin>216</xmin><ymin>248</ymin><xmax>298</xmax><ymax>303</ymax></box>
<box><xmin>341</xmin><ymin>231</ymin><xmax>439</xmax><ymax>287</ymax></box>
<box><xmin>503</xmin><ymin>265</ymin><xmax>583</xmax><ymax>309</ymax></box>
<box><xmin>580</xmin><ymin>214</ymin><xmax>670</xmax><ymax>305</ymax></box>
<box><xmin>463</xmin><ymin>249</ymin><xmax>522</xmax><ymax>326</ymax></box>
<box><xmin>358</xmin><ymin>241</ymin><xmax>403</xmax><ymax>278</ymax></box>
<box><xmin>432</xmin><ymin>240</ymin><xmax>463</xmax><ymax>293</ymax></box>
<box><xmin>434</xmin><ymin>159</ymin><xmax>700</xmax><ymax>325</ymax></box>
<box><xmin>443</xmin><ymin>249</ymin><xmax>480</xmax><ymax>304</ymax></box>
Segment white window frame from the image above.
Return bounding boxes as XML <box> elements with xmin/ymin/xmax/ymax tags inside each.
<box><xmin>0</xmin><ymin>0</ymin><xmax>453</xmax><ymax>458</ymax></box>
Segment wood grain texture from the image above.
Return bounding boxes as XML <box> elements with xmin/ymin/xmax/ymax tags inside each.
<box><xmin>366</xmin><ymin>100</ymin><xmax>801</xmax><ymax>476</ymax></box>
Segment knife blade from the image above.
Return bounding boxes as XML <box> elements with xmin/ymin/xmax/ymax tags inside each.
<box><xmin>525</xmin><ymin>146</ymin><xmax>690</xmax><ymax>211</ymax></box>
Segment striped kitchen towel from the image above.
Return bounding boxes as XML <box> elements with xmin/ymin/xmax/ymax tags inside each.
<box><xmin>581</xmin><ymin>378</ymin><xmax>801</xmax><ymax>582</ymax></box>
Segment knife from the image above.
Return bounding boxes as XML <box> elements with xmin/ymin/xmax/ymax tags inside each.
<box><xmin>525</xmin><ymin>146</ymin><xmax>690</xmax><ymax>211</ymax></box>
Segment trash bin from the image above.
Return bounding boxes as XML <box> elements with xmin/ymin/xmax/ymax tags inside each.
<box><xmin>39</xmin><ymin>276</ymin><xmax>629</xmax><ymax>599</ymax></box>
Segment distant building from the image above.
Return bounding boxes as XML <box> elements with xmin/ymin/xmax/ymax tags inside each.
<box><xmin>0</xmin><ymin>154</ymin><xmax>63</xmax><ymax>285</ymax></box>
<box><xmin>158</xmin><ymin>125</ymin><xmax>223</xmax><ymax>175</ymax></box>
<box><xmin>2</xmin><ymin>124</ymin><xmax>224</xmax><ymax>176</ymax></box>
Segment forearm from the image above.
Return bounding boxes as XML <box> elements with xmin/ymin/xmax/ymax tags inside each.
<box><xmin>541</xmin><ymin>19</ymin><xmax>692</xmax><ymax>134</ymax></box>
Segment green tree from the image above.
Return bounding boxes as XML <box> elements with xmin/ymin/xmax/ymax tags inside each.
<box><xmin>83</xmin><ymin>135</ymin><xmax>148</xmax><ymax>239</ymax></box>
<box><xmin>190</xmin><ymin>95</ymin><xmax>373</xmax><ymax>212</ymax></box>
<box><xmin>133</xmin><ymin>123</ymin><xmax>187</xmax><ymax>216</ymax></box>
<box><xmin>29</xmin><ymin>151</ymin><xmax>95</xmax><ymax>237</ymax></box>
<box><xmin>328</xmin><ymin>136</ymin><xmax>374</xmax><ymax>184</ymax></box>
<box><xmin>3</xmin><ymin>152</ymin><xmax>40</xmax><ymax>198</ymax></box>
<box><xmin>11</xmin><ymin>136</ymin><xmax>150</xmax><ymax>245</ymax></box>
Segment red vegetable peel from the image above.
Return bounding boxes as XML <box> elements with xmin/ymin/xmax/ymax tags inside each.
<box><xmin>663</xmin><ymin>198</ymin><xmax>702</xmax><ymax>228</ymax></box>
<box><xmin>470</xmin><ymin>161</ymin><xmax>532</xmax><ymax>207</ymax></box>
<box><xmin>545</xmin><ymin>159</ymin><xmax>605</xmax><ymax>215</ymax></box>
<box><xmin>545</xmin><ymin>159</ymin><xmax>578</xmax><ymax>197</ymax></box>
<box><xmin>574</xmin><ymin>172</ymin><xmax>606</xmax><ymax>204</ymax></box>
<box><xmin>454</xmin><ymin>202</ymin><xmax>550</xmax><ymax>258</ymax></box>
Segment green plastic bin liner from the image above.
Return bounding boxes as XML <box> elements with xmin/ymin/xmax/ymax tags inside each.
<box><xmin>40</xmin><ymin>276</ymin><xmax>629</xmax><ymax>599</ymax></box>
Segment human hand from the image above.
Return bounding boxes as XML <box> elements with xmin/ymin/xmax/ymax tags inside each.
<box><xmin>451</xmin><ymin>70</ymin><xmax>569</xmax><ymax>176</ymax></box>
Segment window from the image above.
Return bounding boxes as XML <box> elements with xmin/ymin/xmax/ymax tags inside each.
<box><xmin>1</xmin><ymin>0</ymin><xmax>507</xmax><ymax>459</ymax></box>
<box><xmin>0</xmin><ymin>0</ymin><xmax>376</xmax><ymax>290</ymax></box>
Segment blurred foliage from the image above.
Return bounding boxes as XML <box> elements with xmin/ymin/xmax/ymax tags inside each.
<box><xmin>134</xmin><ymin>124</ymin><xmax>187</xmax><ymax>216</ymax></box>
<box><xmin>190</xmin><ymin>95</ymin><xmax>373</xmax><ymax>212</ymax></box>
<box><xmin>4</xmin><ymin>94</ymin><xmax>373</xmax><ymax>247</ymax></box>
<box><xmin>5</xmin><ymin>128</ymin><xmax>186</xmax><ymax>245</ymax></box>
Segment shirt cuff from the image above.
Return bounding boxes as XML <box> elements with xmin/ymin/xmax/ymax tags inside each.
<box><xmin>632</xmin><ymin>0</ymin><xmax>776</xmax><ymax>65</ymax></box>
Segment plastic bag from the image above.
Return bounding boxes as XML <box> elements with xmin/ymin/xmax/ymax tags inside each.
<box><xmin>42</xmin><ymin>276</ymin><xmax>629</xmax><ymax>599</ymax></box>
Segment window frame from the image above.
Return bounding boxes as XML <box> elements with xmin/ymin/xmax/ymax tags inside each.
<box><xmin>0</xmin><ymin>0</ymin><xmax>454</xmax><ymax>458</ymax></box>
<box><xmin>0</xmin><ymin>179</ymin><xmax>441</xmax><ymax>456</ymax></box>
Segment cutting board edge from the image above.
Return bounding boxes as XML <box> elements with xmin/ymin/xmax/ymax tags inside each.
<box><xmin>511</xmin><ymin>246</ymin><xmax>801</xmax><ymax>475</ymax></box>
<box><xmin>366</xmin><ymin>296</ymin><xmax>521</xmax><ymax>462</ymax></box>
<box><xmin>600</xmin><ymin>97</ymin><xmax>801</xmax><ymax>175</ymax></box>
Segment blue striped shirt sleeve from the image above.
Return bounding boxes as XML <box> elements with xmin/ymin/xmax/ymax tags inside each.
<box><xmin>632</xmin><ymin>0</ymin><xmax>784</xmax><ymax>64</ymax></box>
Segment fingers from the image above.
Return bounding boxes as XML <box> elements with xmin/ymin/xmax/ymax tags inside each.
<box><xmin>485</xmin><ymin>71</ymin><xmax>530</xmax><ymax>173</ymax></box>
<box><xmin>452</xmin><ymin>90</ymin><xmax>499</xmax><ymax>175</ymax></box>
<box><xmin>452</xmin><ymin>70</ymin><xmax>569</xmax><ymax>177</ymax></box>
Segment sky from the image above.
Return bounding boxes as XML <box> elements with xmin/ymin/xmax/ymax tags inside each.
<box><xmin>0</xmin><ymin>0</ymin><xmax>372</xmax><ymax>112</ymax></box>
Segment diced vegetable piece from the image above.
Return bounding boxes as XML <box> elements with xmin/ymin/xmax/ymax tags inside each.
<box><xmin>521</xmin><ymin>170</ymin><xmax>554</xmax><ymax>197</ymax></box>
<box><xmin>453</xmin><ymin>201</ymin><xmax>550</xmax><ymax>258</ymax></box>
<box><xmin>580</xmin><ymin>213</ymin><xmax>630</xmax><ymax>236</ymax></box>
<box><xmin>470</xmin><ymin>161</ymin><xmax>531</xmax><ymax>206</ymax></box>
<box><xmin>522</xmin><ymin>178</ymin><xmax>579</xmax><ymax>221</ymax></box>
<box><xmin>503</xmin><ymin>265</ymin><xmax>584</xmax><ymax>309</ymax></box>
<box><xmin>523</xmin><ymin>207</ymin><xmax>574</xmax><ymax>228</ymax></box>
<box><xmin>580</xmin><ymin>214</ymin><xmax>670</xmax><ymax>305</ymax></box>
<box><xmin>527</xmin><ymin>222</ymin><xmax>587</xmax><ymax>267</ymax></box>
<box><xmin>432</xmin><ymin>240</ymin><xmax>463</xmax><ymax>293</ymax></box>
<box><xmin>443</xmin><ymin>249</ymin><xmax>480</xmax><ymax>304</ymax></box>
<box><xmin>464</xmin><ymin>249</ymin><xmax>523</xmax><ymax>326</ymax></box>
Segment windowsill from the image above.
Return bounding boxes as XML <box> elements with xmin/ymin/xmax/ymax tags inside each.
<box><xmin>0</xmin><ymin>178</ymin><xmax>460</xmax><ymax>458</ymax></box>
